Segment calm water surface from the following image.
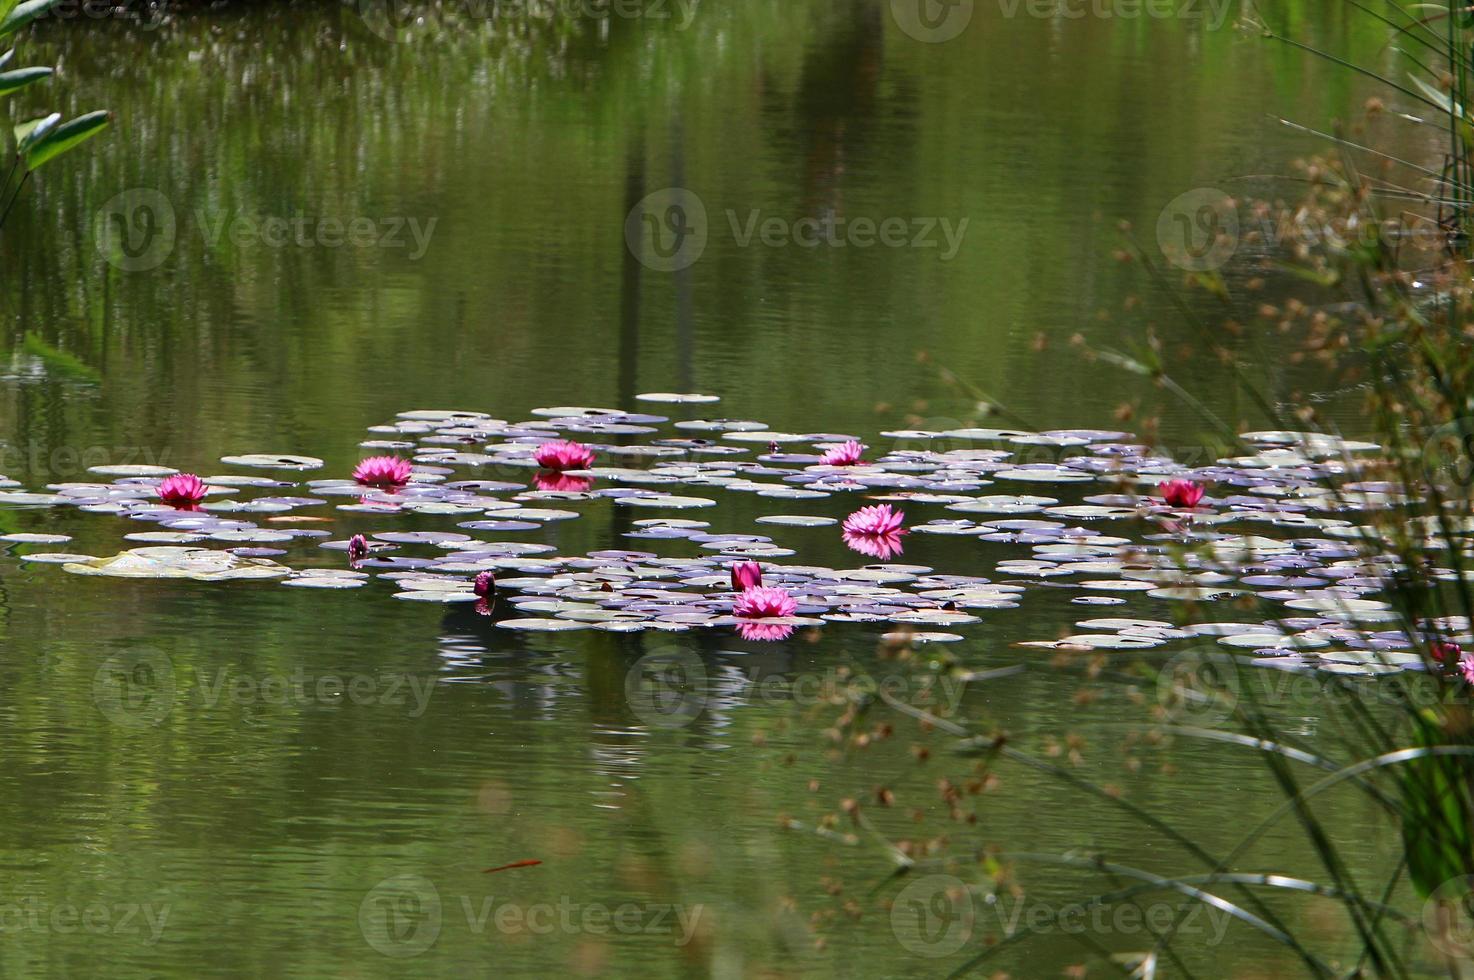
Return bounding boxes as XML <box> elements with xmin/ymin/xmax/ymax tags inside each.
<box><xmin>0</xmin><ymin>1</ymin><xmax>1425</xmax><ymax>975</ymax></box>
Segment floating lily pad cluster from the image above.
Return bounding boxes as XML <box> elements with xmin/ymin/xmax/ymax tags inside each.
<box><xmin>0</xmin><ymin>400</ymin><xmax>1454</xmax><ymax>665</ymax></box>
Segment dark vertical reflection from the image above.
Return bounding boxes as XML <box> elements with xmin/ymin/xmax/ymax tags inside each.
<box><xmin>789</xmin><ymin>0</ymin><xmax>886</xmax><ymax>216</ymax></box>
<box><xmin>670</xmin><ymin>116</ymin><xmax>695</xmax><ymax>392</ymax></box>
<box><xmin>618</xmin><ymin>125</ymin><xmax>645</xmax><ymax>408</ymax></box>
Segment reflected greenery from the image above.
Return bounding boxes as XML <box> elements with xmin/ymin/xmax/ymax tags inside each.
<box><xmin>0</xmin><ymin>0</ymin><xmax>1435</xmax><ymax>975</ymax></box>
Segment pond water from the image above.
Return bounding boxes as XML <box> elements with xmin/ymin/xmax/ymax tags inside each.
<box><xmin>0</xmin><ymin>1</ymin><xmax>1424</xmax><ymax>975</ymax></box>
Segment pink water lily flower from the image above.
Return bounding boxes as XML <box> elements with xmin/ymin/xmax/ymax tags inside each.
<box><xmin>347</xmin><ymin>534</ymin><xmax>370</xmax><ymax>562</ymax></box>
<box><xmin>1158</xmin><ymin>479</ymin><xmax>1205</xmax><ymax>509</ymax></box>
<box><xmin>843</xmin><ymin>503</ymin><xmax>906</xmax><ymax>537</ymax></box>
<box><xmin>738</xmin><ymin>622</ymin><xmax>794</xmax><ymax>642</ymax></box>
<box><xmin>533</xmin><ymin>440</ymin><xmax>595</xmax><ymax>471</ymax></box>
<box><xmin>1460</xmin><ymin>652</ymin><xmax>1474</xmax><ymax>686</ymax></box>
<box><xmin>474</xmin><ymin>570</ymin><xmax>496</xmax><ymax>598</ymax></box>
<box><xmin>534</xmin><ymin>472</ymin><xmax>592</xmax><ymax>493</ymax></box>
<box><xmin>820</xmin><ymin>440</ymin><xmax>865</xmax><ymax>466</ymax></box>
<box><xmin>730</xmin><ymin>561</ymin><xmax>764</xmax><ymax>592</ymax></box>
<box><xmin>733</xmin><ymin>585</ymin><xmax>797</xmax><ymax>619</ymax></box>
<box><xmin>157</xmin><ymin>473</ymin><xmax>207</xmax><ymax>508</ymax></box>
<box><xmin>353</xmin><ymin>455</ymin><xmax>414</xmax><ymax>488</ymax></box>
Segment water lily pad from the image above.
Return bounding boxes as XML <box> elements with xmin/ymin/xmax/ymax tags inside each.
<box><xmin>494</xmin><ymin>508</ymin><xmax>580</xmax><ymax>522</ymax></box>
<box><xmin>219</xmin><ymin>454</ymin><xmax>325</xmax><ymax>470</ymax></box>
<box><xmin>124</xmin><ymin>530</ymin><xmax>206</xmax><ymax>543</ymax></box>
<box><xmin>1054</xmin><ymin>633</ymin><xmax>1166</xmax><ymax>649</ymax></box>
<box><xmin>994</xmin><ymin>468</ymin><xmax>1094</xmax><ymax>483</ymax></box>
<box><xmin>613</xmin><ymin>495</ymin><xmax>717</xmax><ymax>509</ymax></box>
<box><xmin>0</xmin><ymin>492</ymin><xmax>65</xmax><ymax>507</ymax></box>
<box><xmin>882</xmin><ymin>631</ymin><xmax>965</xmax><ymax>644</ymax></box>
<box><xmin>722</xmin><ymin>431</ymin><xmax>808</xmax><ymax>444</ymax></box>
<box><xmin>1076</xmin><ymin>618</ymin><xmax>1174</xmax><ymax>631</ymax></box>
<box><xmin>755</xmin><ymin>515</ymin><xmax>837</xmax><ymax>527</ymax></box>
<box><xmin>392</xmin><ymin>590</ymin><xmax>480</xmax><ymax>603</ymax></box>
<box><xmin>496</xmin><ymin>617</ymin><xmax>591</xmax><ymax>631</ymax></box>
<box><xmin>62</xmin><ymin>546</ymin><xmax>291</xmax><ymax>581</ymax></box>
<box><xmin>283</xmin><ymin>576</ymin><xmax>367</xmax><ymax>589</ymax></box>
<box><xmin>888</xmin><ymin>610</ymin><xmax>983</xmax><ymax>625</ymax></box>
<box><xmin>947</xmin><ymin>495</ymin><xmax>1058</xmax><ymax>515</ymax></box>
<box><xmin>86</xmin><ymin>464</ymin><xmax>178</xmax><ymax>477</ymax></box>
<box><xmin>636</xmin><ymin>392</ymin><xmax>721</xmax><ymax>403</ymax></box>
<box><xmin>1146</xmin><ymin>587</ymin><xmax>1246</xmax><ymax>601</ymax></box>
<box><xmin>209</xmin><ymin>529</ymin><xmax>296</xmax><ymax>544</ymax></box>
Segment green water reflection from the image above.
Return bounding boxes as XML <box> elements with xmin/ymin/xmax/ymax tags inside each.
<box><xmin>0</xmin><ymin>0</ymin><xmax>1424</xmax><ymax>975</ymax></box>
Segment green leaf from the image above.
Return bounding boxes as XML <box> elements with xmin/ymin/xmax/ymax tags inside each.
<box><xmin>22</xmin><ymin>109</ymin><xmax>108</xmax><ymax>169</ymax></box>
<box><xmin>14</xmin><ymin>111</ymin><xmax>58</xmax><ymax>152</ymax></box>
<box><xmin>0</xmin><ymin>48</ymin><xmax>15</xmax><ymax>71</ymax></box>
<box><xmin>0</xmin><ymin>65</ymin><xmax>49</xmax><ymax>97</ymax></box>
<box><xmin>0</xmin><ymin>0</ymin><xmax>61</xmax><ymax>37</ymax></box>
